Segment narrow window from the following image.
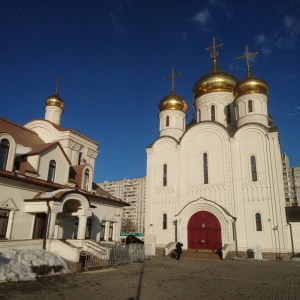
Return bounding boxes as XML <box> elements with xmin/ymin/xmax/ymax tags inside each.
<box><xmin>85</xmin><ymin>217</ymin><xmax>92</xmax><ymax>239</ymax></box>
<box><xmin>166</xmin><ymin>116</ymin><xmax>169</xmax><ymax>127</ymax></box>
<box><xmin>163</xmin><ymin>164</ymin><xmax>167</xmax><ymax>186</ymax></box>
<box><xmin>251</xmin><ymin>156</ymin><xmax>257</xmax><ymax>182</ymax></box>
<box><xmin>47</xmin><ymin>160</ymin><xmax>56</xmax><ymax>182</ymax></box>
<box><xmin>0</xmin><ymin>139</ymin><xmax>10</xmax><ymax>170</ymax></box>
<box><xmin>199</xmin><ymin>109</ymin><xmax>201</xmax><ymax>122</ymax></box>
<box><xmin>255</xmin><ymin>213</ymin><xmax>262</xmax><ymax>231</ymax></box>
<box><xmin>235</xmin><ymin>106</ymin><xmax>239</xmax><ymax>119</ymax></box>
<box><xmin>248</xmin><ymin>100</ymin><xmax>253</xmax><ymax>113</ymax></box>
<box><xmin>0</xmin><ymin>209</ymin><xmax>9</xmax><ymax>238</ymax></box>
<box><xmin>78</xmin><ymin>152</ymin><xmax>82</xmax><ymax>165</ymax></box>
<box><xmin>211</xmin><ymin>105</ymin><xmax>215</xmax><ymax>121</ymax></box>
<box><xmin>203</xmin><ymin>153</ymin><xmax>208</xmax><ymax>184</ymax></box>
<box><xmin>163</xmin><ymin>213</ymin><xmax>167</xmax><ymax>229</ymax></box>
<box><xmin>227</xmin><ymin>105</ymin><xmax>231</xmax><ymax>123</ymax></box>
<box><xmin>100</xmin><ymin>221</ymin><xmax>106</xmax><ymax>241</ymax></box>
<box><xmin>108</xmin><ymin>222</ymin><xmax>113</xmax><ymax>241</ymax></box>
<box><xmin>83</xmin><ymin>169</ymin><xmax>90</xmax><ymax>190</ymax></box>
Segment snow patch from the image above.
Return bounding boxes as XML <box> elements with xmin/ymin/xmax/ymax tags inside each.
<box><xmin>0</xmin><ymin>249</ymin><xmax>70</xmax><ymax>283</ymax></box>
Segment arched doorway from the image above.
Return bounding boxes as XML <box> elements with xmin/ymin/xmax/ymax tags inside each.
<box><xmin>188</xmin><ymin>211</ymin><xmax>221</xmax><ymax>250</ymax></box>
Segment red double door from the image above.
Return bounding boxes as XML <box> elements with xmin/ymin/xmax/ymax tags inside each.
<box><xmin>188</xmin><ymin>211</ymin><xmax>221</xmax><ymax>250</ymax></box>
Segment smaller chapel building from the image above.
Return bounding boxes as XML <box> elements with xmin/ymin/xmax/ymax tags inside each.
<box><xmin>145</xmin><ymin>39</ymin><xmax>292</xmax><ymax>259</ymax></box>
<box><xmin>0</xmin><ymin>82</ymin><xmax>128</xmax><ymax>263</ymax></box>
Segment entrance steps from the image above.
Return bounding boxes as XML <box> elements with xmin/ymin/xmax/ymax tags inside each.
<box><xmin>181</xmin><ymin>249</ymin><xmax>221</xmax><ymax>260</ymax></box>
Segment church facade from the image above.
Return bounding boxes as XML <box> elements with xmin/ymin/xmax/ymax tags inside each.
<box><xmin>145</xmin><ymin>40</ymin><xmax>291</xmax><ymax>258</ymax></box>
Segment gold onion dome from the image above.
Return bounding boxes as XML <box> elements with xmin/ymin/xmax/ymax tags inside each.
<box><xmin>193</xmin><ymin>68</ymin><xmax>238</xmax><ymax>99</ymax></box>
<box><xmin>159</xmin><ymin>67</ymin><xmax>187</xmax><ymax>112</ymax></box>
<box><xmin>233</xmin><ymin>72</ymin><xmax>268</xmax><ymax>99</ymax></box>
<box><xmin>45</xmin><ymin>78</ymin><xmax>64</xmax><ymax>110</ymax></box>
<box><xmin>158</xmin><ymin>92</ymin><xmax>188</xmax><ymax>112</ymax></box>
<box><xmin>193</xmin><ymin>37</ymin><xmax>238</xmax><ymax>100</ymax></box>
<box><xmin>233</xmin><ymin>45</ymin><xmax>268</xmax><ymax>99</ymax></box>
<box><xmin>45</xmin><ymin>93</ymin><xmax>64</xmax><ymax>110</ymax></box>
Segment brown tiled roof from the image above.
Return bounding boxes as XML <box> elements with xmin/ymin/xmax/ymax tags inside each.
<box><xmin>16</xmin><ymin>157</ymin><xmax>37</xmax><ymax>174</ymax></box>
<box><xmin>26</xmin><ymin>142</ymin><xmax>71</xmax><ymax>165</ymax></box>
<box><xmin>26</xmin><ymin>143</ymin><xmax>58</xmax><ymax>155</ymax></box>
<box><xmin>69</xmin><ymin>165</ymin><xmax>85</xmax><ymax>186</ymax></box>
<box><xmin>0</xmin><ymin>117</ymin><xmax>44</xmax><ymax>146</ymax></box>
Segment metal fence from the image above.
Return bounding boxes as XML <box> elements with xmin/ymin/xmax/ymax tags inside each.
<box><xmin>81</xmin><ymin>243</ymin><xmax>152</xmax><ymax>272</ymax></box>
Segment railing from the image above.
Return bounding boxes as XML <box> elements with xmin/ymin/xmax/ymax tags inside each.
<box><xmin>81</xmin><ymin>243</ymin><xmax>153</xmax><ymax>271</ymax></box>
<box><xmin>84</xmin><ymin>241</ymin><xmax>107</xmax><ymax>256</ymax></box>
<box><xmin>81</xmin><ymin>241</ymin><xmax>110</xmax><ymax>272</ymax></box>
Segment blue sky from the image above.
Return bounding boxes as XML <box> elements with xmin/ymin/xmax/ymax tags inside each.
<box><xmin>1</xmin><ymin>0</ymin><xmax>300</xmax><ymax>182</ymax></box>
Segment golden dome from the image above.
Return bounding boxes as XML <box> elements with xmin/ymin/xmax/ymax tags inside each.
<box><xmin>234</xmin><ymin>45</ymin><xmax>268</xmax><ymax>99</ymax></box>
<box><xmin>45</xmin><ymin>93</ymin><xmax>64</xmax><ymax>110</ymax></box>
<box><xmin>233</xmin><ymin>75</ymin><xmax>268</xmax><ymax>99</ymax></box>
<box><xmin>158</xmin><ymin>93</ymin><xmax>188</xmax><ymax>112</ymax></box>
<box><xmin>193</xmin><ymin>69</ymin><xmax>238</xmax><ymax>99</ymax></box>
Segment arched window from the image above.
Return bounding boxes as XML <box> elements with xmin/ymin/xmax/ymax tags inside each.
<box><xmin>47</xmin><ymin>160</ymin><xmax>56</xmax><ymax>182</ymax></box>
<box><xmin>250</xmin><ymin>156</ymin><xmax>257</xmax><ymax>182</ymax></box>
<box><xmin>248</xmin><ymin>100</ymin><xmax>253</xmax><ymax>113</ymax></box>
<box><xmin>163</xmin><ymin>164</ymin><xmax>167</xmax><ymax>186</ymax></box>
<box><xmin>163</xmin><ymin>213</ymin><xmax>167</xmax><ymax>229</ymax></box>
<box><xmin>211</xmin><ymin>105</ymin><xmax>215</xmax><ymax>121</ymax></box>
<box><xmin>0</xmin><ymin>139</ymin><xmax>10</xmax><ymax>170</ymax></box>
<box><xmin>83</xmin><ymin>169</ymin><xmax>90</xmax><ymax>190</ymax></box>
<box><xmin>255</xmin><ymin>213</ymin><xmax>262</xmax><ymax>231</ymax></box>
<box><xmin>226</xmin><ymin>105</ymin><xmax>231</xmax><ymax>123</ymax></box>
<box><xmin>166</xmin><ymin>116</ymin><xmax>169</xmax><ymax>127</ymax></box>
<box><xmin>203</xmin><ymin>153</ymin><xmax>208</xmax><ymax>184</ymax></box>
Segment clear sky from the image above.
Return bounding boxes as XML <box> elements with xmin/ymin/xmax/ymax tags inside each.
<box><xmin>1</xmin><ymin>0</ymin><xmax>300</xmax><ymax>182</ymax></box>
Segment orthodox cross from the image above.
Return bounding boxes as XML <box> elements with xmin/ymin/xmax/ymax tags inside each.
<box><xmin>164</xmin><ymin>67</ymin><xmax>182</xmax><ymax>94</ymax></box>
<box><xmin>54</xmin><ymin>77</ymin><xmax>61</xmax><ymax>95</ymax></box>
<box><xmin>205</xmin><ymin>37</ymin><xmax>223</xmax><ymax>71</ymax></box>
<box><xmin>236</xmin><ymin>45</ymin><xmax>258</xmax><ymax>77</ymax></box>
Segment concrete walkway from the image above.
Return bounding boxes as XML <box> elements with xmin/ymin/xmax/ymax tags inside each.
<box><xmin>1</xmin><ymin>256</ymin><xmax>300</xmax><ymax>300</ymax></box>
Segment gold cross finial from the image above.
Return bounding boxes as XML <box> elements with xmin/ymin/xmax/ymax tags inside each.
<box><xmin>236</xmin><ymin>46</ymin><xmax>258</xmax><ymax>77</ymax></box>
<box><xmin>164</xmin><ymin>67</ymin><xmax>182</xmax><ymax>94</ymax></box>
<box><xmin>54</xmin><ymin>77</ymin><xmax>61</xmax><ymax>95</ymax></box>
<box><xmin>205</xmin><ymin>37</ymin><xmax>223</xmax><ymax>71</ymax></box>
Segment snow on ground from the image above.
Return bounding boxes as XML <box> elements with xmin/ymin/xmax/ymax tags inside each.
<box><xmin>0</xmin><ymin>249</ymin><xmax>70</xmax><ymax>283</ymax></box>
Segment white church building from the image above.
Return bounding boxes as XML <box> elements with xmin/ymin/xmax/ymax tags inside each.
<box><xmin>0</xmin><ymin>81</ymin><xmax>128</xmax><ymax>266</ymax></box>
<box><xmin>145</xmin><ymin>39</ymin><xmax>294</xmax><ymax>259</ymax></box>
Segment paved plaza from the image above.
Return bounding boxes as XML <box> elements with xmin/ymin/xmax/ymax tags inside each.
<box><xmin>1</xmin><ymin>256</ymin><xmax>300</xmax><ymax>300</ymax></box>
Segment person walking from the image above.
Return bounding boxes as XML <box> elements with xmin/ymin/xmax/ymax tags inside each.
<box><xmin>176</xmin><ymin>242</ymin><xmax>183</xmax><ymax>260</ymax></box>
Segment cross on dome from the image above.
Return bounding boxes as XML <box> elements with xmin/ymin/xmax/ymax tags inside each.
<box><xmin>54</xmin><ymin>77</ymin><xmax>61</xmax><ymax>95</ymax></box>
<box><xmin>164</xmin><ymin>67</ymin><xmax>182</xmax><ymax>95</ymax></box>
<box><xmin>205</xmin><ymin>37</ymin><xmax>223</xmax><ymax>72</ymax></box>
<box><xmin>236</xmin><ymin>45</ymin><xmax>259</xmax><ymax>77</ymax></box>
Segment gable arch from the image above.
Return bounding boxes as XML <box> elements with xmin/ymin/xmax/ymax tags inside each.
<box><xmin>176</xmin><ymin>197</ymin><xmax>235</xmax><ymax>248</ymax></box>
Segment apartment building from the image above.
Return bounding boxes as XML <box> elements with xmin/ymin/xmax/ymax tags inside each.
<box><xmin>98</xmin><ymin>177</ymin><xmax>146</xmax><ymax>233</ymax></box>
<box><xmin>281</xmin><ymin>153</ymin><xmax>300</xmax><ymax>206</ymax></box>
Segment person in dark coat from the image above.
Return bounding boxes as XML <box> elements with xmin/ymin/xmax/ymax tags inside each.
<box><xmin>176</xmin><ymin>242</ymin><xmax>183</xmax><ymax>260</ymax></box>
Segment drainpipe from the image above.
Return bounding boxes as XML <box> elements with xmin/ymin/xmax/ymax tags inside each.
<box><xmin>43</xmin><ymin>200</ymin><xmax>51</xmax><ymax>250</ymax></box>
<box><xmin>288</xmin><ymin>222</ymin><xmax>295</xmax><ymax>257</ymax></box>
<box><xmin>233</xmin><ymin>218</ymin><xmax>238</xmax><ymax>257</ymax></box>
<box><xmin>173</xmin><ymin>220</ymin><xmax>178</xmax><ymax>242</ymax></box>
